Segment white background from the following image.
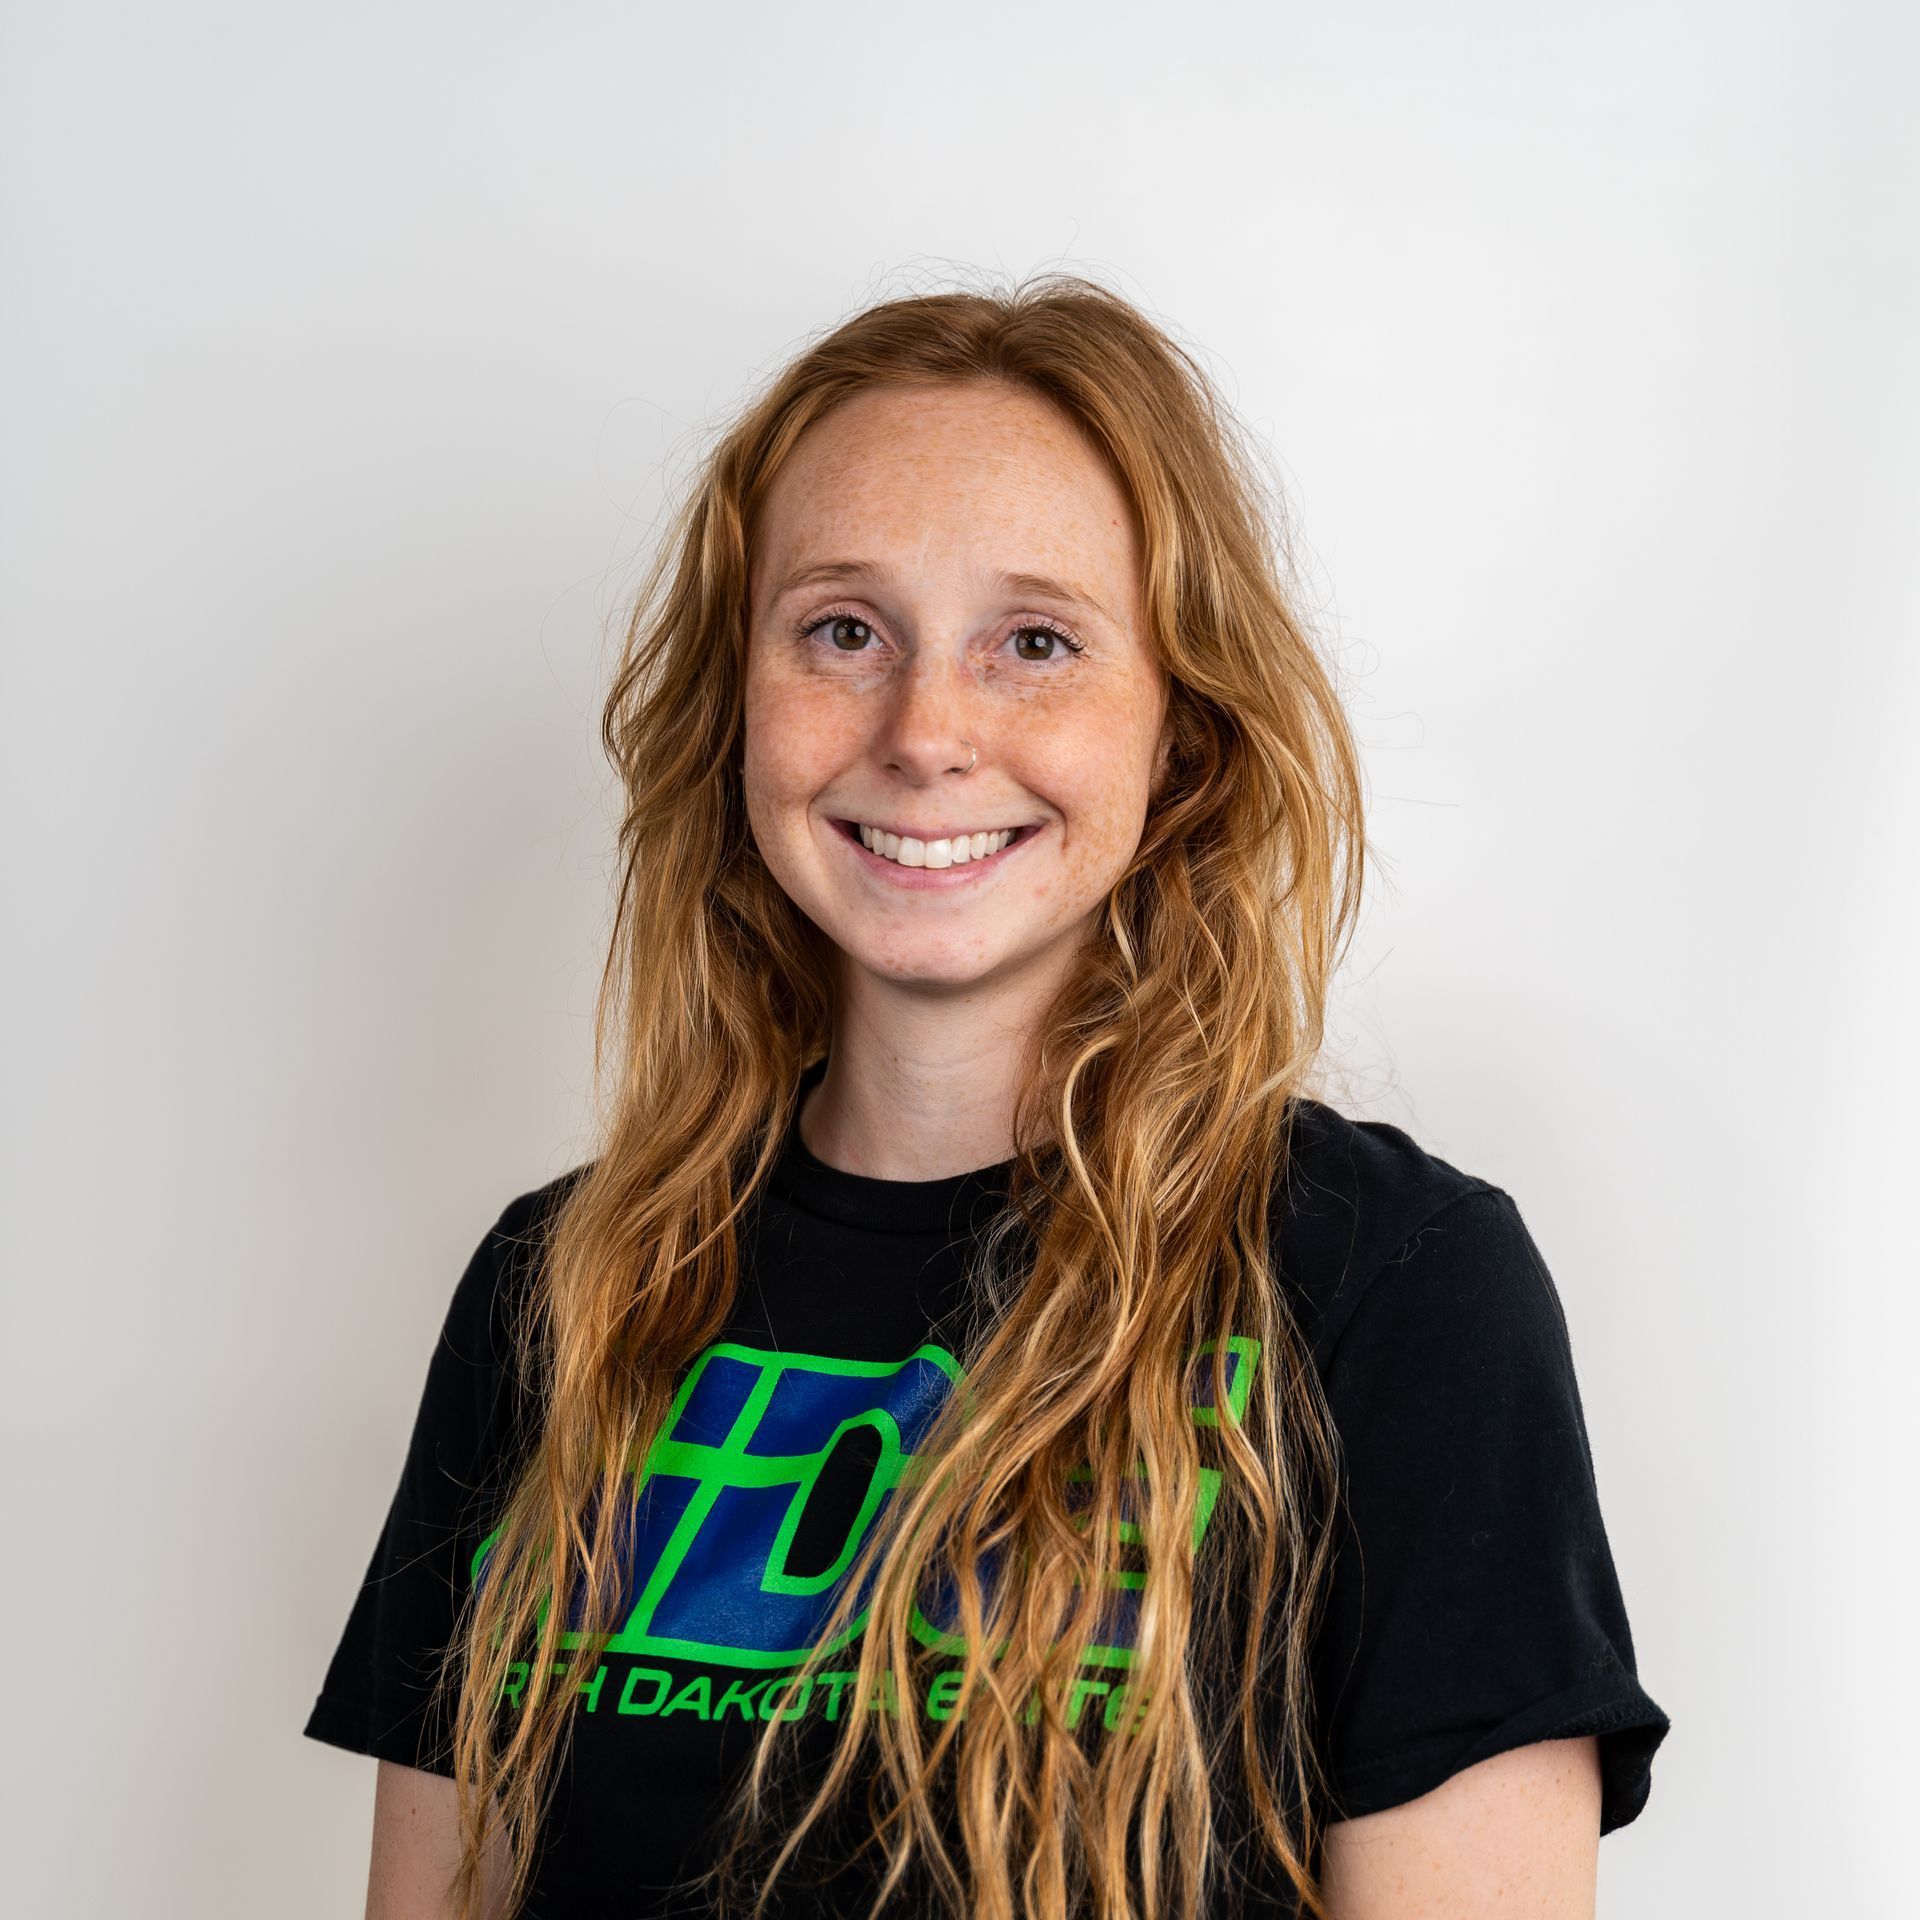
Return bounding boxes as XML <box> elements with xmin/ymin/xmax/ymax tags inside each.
<box><xmin>3</xmin><ymin>2</ymin><xmax>1914</xmax><ymax>1914</ymax></box>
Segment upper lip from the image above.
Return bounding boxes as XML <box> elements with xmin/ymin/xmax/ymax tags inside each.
<box><xmin>840</xmin><ymin>818</ymin><xmax>1032</xmax><ymax>840</ymax></box>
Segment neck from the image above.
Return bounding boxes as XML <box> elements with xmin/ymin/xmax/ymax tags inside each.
<box><xmin>799</xmin><ymin>944</ymin><xmax>1077</xmax><ymax>1180</ymax></box>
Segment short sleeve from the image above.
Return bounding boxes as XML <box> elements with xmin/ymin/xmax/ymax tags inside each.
<box><xmin>301</xmin><ymin>1196</ymin><xmax>539</xmax><ymax>1776</ymax></box>
<box><xmin>1310</xmin><ymin>1186</ymin><xmax>1670</xmax><ymax>1833</ymax></box>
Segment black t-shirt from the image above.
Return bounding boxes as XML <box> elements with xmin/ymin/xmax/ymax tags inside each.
<box><xmin>304</xmin><ymin>1080</ymin><xmax>1669</xmax><ymax>1914</ymax></box>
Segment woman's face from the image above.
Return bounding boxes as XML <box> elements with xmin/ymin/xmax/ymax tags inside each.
<box><xmin>743</xmin><ymin>379</ymin><xmax>1169</xmax><ymax>998</ymax></box>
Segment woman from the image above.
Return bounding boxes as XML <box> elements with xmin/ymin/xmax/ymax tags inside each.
<box><xmin>304</xmin><ymin>275</ymin><xmax>1669</xmax><ymax>1920</ymax></box>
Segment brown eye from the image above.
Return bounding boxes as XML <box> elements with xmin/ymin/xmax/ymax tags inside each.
<box><xmin>829</xmin><ymin>616</ymin><xmax>874</xmax><ymax>651</ymax></box>
<box><xmin>1011</xmin><ymin>624</ymin><xmax>1080</xmax><ymax>662</ymax></box>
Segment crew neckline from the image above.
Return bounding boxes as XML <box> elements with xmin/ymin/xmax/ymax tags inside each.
<box><xmin>765</xmin><ymin>1058</ymin><xmax>1018</xmax><ymax>1236</ymax></box>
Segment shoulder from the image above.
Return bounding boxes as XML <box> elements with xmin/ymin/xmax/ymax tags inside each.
<box><xmin>490</xmin><ymin>1160</ymin><xmax>594</xmax><ymax>1267</ymax></box>
<box><xmin>442</xmin><ymin>1161</ymin><xmax>595</xmax><ymax>1361</ymax></box>
<box><xmin>415</xmin><ymin>1161</ymin><xmax>595</xmax><ymax>1467</ymax></box>
<box><xmin>1272</xmin><ymin>1096</ymin><xmax>1533</xmax><ymax>1368</ymax></box>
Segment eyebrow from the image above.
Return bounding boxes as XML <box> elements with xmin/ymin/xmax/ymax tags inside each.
<box><xmin>771</xmin><ymin>558</ymin><xmax>1113</xmax><ymax>624</ymax></box>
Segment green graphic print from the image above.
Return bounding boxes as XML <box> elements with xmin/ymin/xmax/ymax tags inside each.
<box><xmin>475</xmin><ymin>1335</ymin><xmax>1259</xmax><ymax>1673</ymax></box>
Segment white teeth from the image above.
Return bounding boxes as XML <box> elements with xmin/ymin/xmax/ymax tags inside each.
<box><xmin>856</xmin><ymin>825</ymin><xmax>1016</xmax><ymax>869</ymax></box>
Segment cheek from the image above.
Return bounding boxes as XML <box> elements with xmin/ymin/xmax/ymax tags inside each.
<box><xmin>1017</xmin><ymin>683</ymin><xmax>1161</xmax><ymax>838</ymax></box>
<box><xmin>1061</xmin><ymin>768</ymin><xmax>1154</xmax><ymax>876</ymax></box>
<box><xmin>1001</xmin><ymin>696</ymin><xmax>1159</xmax><ymax>916</ymax></box>
<box><xmin>742</xmin><ymin>670</ymin><xmax>845</xmax><ymax>817</ymax></box>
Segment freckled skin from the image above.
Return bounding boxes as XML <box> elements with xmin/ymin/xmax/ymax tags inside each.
<box><xmin>741</xmin><ymin>381</ymin><xmax>1170</xmax><ymax>1175</ymax></box>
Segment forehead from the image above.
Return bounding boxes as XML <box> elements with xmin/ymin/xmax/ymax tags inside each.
<box><xmin>751</xmin><ymin>382</ymin><xmax>1140</xmax><ymax>614</ymax></box>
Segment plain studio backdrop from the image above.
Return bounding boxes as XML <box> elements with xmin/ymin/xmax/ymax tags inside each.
<box><xmin>2</xmin><ymin>2</ymin><xmax>1914</xmax><ymax>1914</ymax></box>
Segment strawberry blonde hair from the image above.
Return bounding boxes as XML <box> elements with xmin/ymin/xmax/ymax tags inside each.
<box><xmin>440</xmin><ymin>270</ymin><xmax>1367</xmax><ymax>1920</ymax></box>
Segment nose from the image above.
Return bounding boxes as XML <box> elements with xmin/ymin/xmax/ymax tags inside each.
<box><xmin>877</xmin><ymin>648</ymin><xmax>979</xmax><ymax>783</ymax></box>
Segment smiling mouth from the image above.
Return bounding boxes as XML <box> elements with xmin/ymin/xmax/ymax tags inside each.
<box><xmin>832</xmin><ymin>818</ymin><xmax>1039</xmax><ymax>871</ymax></box>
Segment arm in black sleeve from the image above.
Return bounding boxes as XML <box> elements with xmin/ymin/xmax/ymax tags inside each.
<box><xmin>301</xmin><ymin>1188</ymin><xmax>547</xmax><ymax>1775</ymax></box>
<box><xmin>1311</xmin><ymin>1185</ymin><xmax>1670</xmax><ymax>1833</ymax></box>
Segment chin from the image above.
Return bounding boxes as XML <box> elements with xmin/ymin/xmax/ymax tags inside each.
<box><xmin>858</xmin><ymin>952</ymin><xmax>1000</xmax><ymax>989</ymax></box>
<box><xmin>841</xmin><ymin>936</ymin><xmax>1016</xmax><ymax>992</ymax></box>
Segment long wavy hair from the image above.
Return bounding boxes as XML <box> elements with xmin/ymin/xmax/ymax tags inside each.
<box><xmin>439</xmin><ymin>271</ymin><xmax>1368</xmax><ymax>1920</ymax></box>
